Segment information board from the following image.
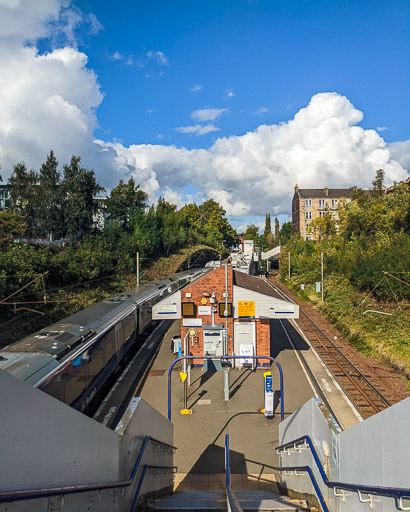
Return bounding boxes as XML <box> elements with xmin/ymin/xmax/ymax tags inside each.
<box><xmin>238</xmin><ymin>301</ymin><xmax>255</xmax><ymax>318</ymax></box>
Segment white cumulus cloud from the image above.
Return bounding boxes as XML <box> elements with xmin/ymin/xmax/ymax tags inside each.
<box><xmin>101</xmin><ymin>93</ymin><xmax>408</xmax><ymax>218</ymax></box>
<box><xmin>191</xmin><ymin>108</ymin><xmax>228</xmax><ymax>122</ymax></box>
<box><xmin>175</xmin><ymin>124</ymin><xmax>220</xmax><ymax>136</ymax></box>
<box><xmin>0</xmin><ymin>1</ymin><xmax>408</xmax><ymax>224</ymax></box>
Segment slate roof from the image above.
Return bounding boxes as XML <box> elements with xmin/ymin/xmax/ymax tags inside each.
<box><xmin>233</xmin><ymin>271</ymin><xmax>284</xmax><ymax>300</ymax></box>
<box><xmin>297</xmin><ymin>188</ymin><xmax>355</xmax><ymax>199</ymax></box>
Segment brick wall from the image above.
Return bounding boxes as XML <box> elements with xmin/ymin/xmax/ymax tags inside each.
<box><xmin>180</xmin><ymin>265</ymin><xmax>270</xmax><ymax>367</ymax></box>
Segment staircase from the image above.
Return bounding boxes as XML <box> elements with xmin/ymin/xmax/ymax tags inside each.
<box><xmin>143</xmin><ymin>436</ymin><xmax>308</xmax><ymax>512</ymax></box>
<box><xmin>148</xmin><ymin>490</ymin><xmax>305</xmax><ymax>511</ymax></box>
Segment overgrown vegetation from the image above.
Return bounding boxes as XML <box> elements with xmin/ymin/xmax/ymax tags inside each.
<box><xmin>279</xmin><ymin>172</ymin><xmax>410</xmax><ymax>384</ymax></box>
<box><xmin>0</xmin><ymin>151</ymin><xmax>238</xmax><ymax>344</ymax></box>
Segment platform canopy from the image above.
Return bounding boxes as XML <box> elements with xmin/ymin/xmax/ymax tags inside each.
<box><xmin>152</xmin><ymin>270</ymin><xmax>298</xmax><ymax>320</ymax></box>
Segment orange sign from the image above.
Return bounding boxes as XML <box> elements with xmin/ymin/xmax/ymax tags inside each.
<box><xmin>201</xmin><ymin>297</ymin><xmax>208</xmax><ymax>305</ymax></box>
<box><xmin>238</xmin><ymin>301</ymin><xmax>255</xmax><ymax>318</ymax></box>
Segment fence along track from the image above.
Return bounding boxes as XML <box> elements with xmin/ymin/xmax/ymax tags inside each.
<box><xmin>267</xmin><ymin>280</ymin><xmax>391</xmax><ymax>419</ymax></box>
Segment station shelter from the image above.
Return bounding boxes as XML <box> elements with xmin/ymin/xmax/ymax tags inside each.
<box><xmin>152</xmin><ymin>264</ymin><xmax>299</xmax><ymax>369</ymax></box>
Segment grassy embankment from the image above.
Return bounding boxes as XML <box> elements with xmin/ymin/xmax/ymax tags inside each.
<box><xmin>281</xmin><ymin>273</ymin><xmax>410</xmax><ymax>389</ymax></box>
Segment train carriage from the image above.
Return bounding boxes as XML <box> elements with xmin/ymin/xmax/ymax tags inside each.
<box><xmin>0</xmin><ymin>269</ymin><xmax>207</xmax><ymax>412</ymax></box>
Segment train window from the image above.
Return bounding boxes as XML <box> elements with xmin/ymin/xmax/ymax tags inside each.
<box><xmin>121</xmin><ymin>313</ymin><xmax>136</xmax><ymax>343</ymax></box>
<box><xmin>101</xmin><ymin>329</ymin><xmax>115</xmax><ymax>362</ymax></box>
<box><xmin>88</xmin><ymin>343</ymin><xmax>105</xmax><ymax>386</ymax></box>
<box><xmin>63</xmin><ymin>356</ymin><xmax>87</xmax><ymax>406</ymax></box>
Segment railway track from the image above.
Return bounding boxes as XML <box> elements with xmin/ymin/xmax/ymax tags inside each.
<box><xmin>267</xmin><ymin>279</ymin><xmax>392</xmax><ymax>419</ymax></box>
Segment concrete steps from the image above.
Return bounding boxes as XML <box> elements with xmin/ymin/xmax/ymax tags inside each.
<box><xmin>149</xmin><ymin>490</ymin><xmax>303</xmax><ymax>511</ymax></box>
<box><xmin>173</xmin><ymin>473</ymin><xmax>279</xmax><ymax>492</ymax></box>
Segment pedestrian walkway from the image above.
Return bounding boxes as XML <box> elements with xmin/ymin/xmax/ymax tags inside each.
<box><xmin>138</xmin><ymin>320</ymin><xmax>316</xmax><ymax>491</ymax></box>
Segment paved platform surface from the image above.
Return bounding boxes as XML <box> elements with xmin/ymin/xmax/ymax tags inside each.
<box><xmin>138</xmin><ymin>320</ymin><xmax>314</xmax><ymax>484</ymax></box>
<box><xmin>137</xmin><ymin>319</ymin><xmax>360</xmax><ymax>491</ymax></box>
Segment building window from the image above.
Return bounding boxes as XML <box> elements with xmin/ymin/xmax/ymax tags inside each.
<box><xmin>331</xmin><ymin>199</ymin><xmax>338</xmax><ymax>207</ymax></box>
<box><xmin>305</xmin><ymin>211</ymin><xmax>312</xmax><ymax>220</ymax></box>
<box><xmin>305</xmin><ymin>199</ymin><xmax>312</xmax><ymax>208</ymax></box>
<box><xmin>319</xmin><ymin>199</ymin><xmax>325</xmax><ymax>208</ymax></box>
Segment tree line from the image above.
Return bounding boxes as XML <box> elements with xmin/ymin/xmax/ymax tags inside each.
<box><xmin>0</xmin><ymin>151</ymin><xmax>237</xmax><ymax>254</ymax></box>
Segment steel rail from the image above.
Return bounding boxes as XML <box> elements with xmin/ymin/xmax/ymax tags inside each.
<box><xmin>296</xmin><ymin>314</ymin><xmax>383</xmax><ymax>414</ymax></box>
<box><xmin>266</xmin><ymin>280</ymin><xmax>391</xmax><ymax>416</ymax></box>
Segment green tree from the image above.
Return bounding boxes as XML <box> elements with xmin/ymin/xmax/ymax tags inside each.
<box><xmin>61</xmin><ymin>156</ymin><xmax>104</xmax><ymax>238</ymax></box>
<box><xmin>106</xmin><ymin>177</ymin><xmax>148</xmax><ymax>231</ymax></box>
<box><xmin>198</xmin><ymin>199</ymin><xmax>237</xmax><ymax>249</ymax></box>
<box><xmin>242</xmin><ymin>224</ymin><xmax>261</xmax><ymax>246</ymax></box>
<box><xmin>0</xmin><ymin>211</ymin><xmax>27</xmax><ymax>249</ymax></box>
<box><xmin>8</xmin><ymin>162</ymin><xmax>38</xmax><ymax>236</ymax></box>
<box><xmin>279</xmin><ymin>221</ymin><xmax>292</xmax><ymax>244</ymax></box>
<box><xmin>371</xmin><ymin>168</ymin><xmax>385</xmax><ymax>198</ymax></box>
<box><xmin>37</xmin><ymin>151</ymin><xmax>63</xmax><ymax>240</ymax></box>
<box><xmin>309</xmin><ymin>211</ymin><xmax>337</xmax><ymax>242</ymax></box>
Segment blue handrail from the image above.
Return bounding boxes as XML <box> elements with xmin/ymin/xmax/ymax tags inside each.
<box><xmin>168</xmin><ymin>355</ymin><xmax>284</xmax><ymax>421</ymax></box>
<box><xmin>276</xmin><ymin>435</ymin><xmax>410</xmax><ymax>508</ymax></box>
<box><xmin>225</xmin><ymin>434</ymin><xmax>243</xmax><ymax>512</ymax></box>
<box><xmin>0</xmin><ymin>435</ymin><xmax>176</xmax><ymax>505</ymax></box>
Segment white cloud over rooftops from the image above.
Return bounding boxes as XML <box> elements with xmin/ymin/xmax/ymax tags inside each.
<box><xmin>0</xmin><ymin>1</ymin><xmax>408</xmax><ymax>224</ymax></box>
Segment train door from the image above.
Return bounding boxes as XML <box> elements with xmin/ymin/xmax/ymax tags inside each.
<box><xmin>115</xmin><ymin>322</ymin><xmax>123</xmax><ymax>359</ymax></box>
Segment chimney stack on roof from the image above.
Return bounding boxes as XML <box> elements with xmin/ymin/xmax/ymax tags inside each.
<box><xmin>324</xmin><ymin>186</ymin><xmax>328</xmax><ymax>196</ymax></box>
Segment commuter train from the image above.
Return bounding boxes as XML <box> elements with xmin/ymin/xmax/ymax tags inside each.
<box><xmin>0</xmin><ymin>269</ymin><xmax>207</xmax><ymax>412</ymax></box>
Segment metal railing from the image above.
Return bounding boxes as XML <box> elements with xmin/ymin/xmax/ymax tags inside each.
<box><xmin>276</xmin><ymin>435</ymin><xmax>410</xmax><ymax>511</ymax></box>
<box><xmin>0</xmin><ymin>435</ymin><xmax>176</xmax><ymax>510</ymax></box>
<box><xmin>225</xmin><ymin>434</ymin><xmax>243</xmax><ymax>512</ymax></box>
<box><xmin>168</xmin><ymin>355</ymin><xmax>284</xmax><ymax>421</ymax></box>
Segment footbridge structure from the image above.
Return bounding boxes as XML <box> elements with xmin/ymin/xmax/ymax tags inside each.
<box><xmin>1</xmin><ymin>352</ymin><xmax>409</xmax><ymax>511</ymax></box>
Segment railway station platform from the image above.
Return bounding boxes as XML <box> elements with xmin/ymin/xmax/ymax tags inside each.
<box><xmin>136</xmin><ymin>318</ymin><xmax>360</xmax><ymax>491</ymax></box>
<box><xmin>1</xmin><ymin>314</ymin><xmax>409</xmax><ymax>511</ymax></box>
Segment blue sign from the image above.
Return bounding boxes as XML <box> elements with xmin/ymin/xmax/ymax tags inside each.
<box><xmin>265</xmin><ymin>374</ymin><xmax>273</xmax><ymax>393</ymax></box>
<box><xmin>178</xmin><ymin>339</ymin><xmax>182</xmax><ymax>357</ymax></box>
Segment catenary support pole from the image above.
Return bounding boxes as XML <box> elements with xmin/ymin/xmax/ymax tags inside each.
<box><xmin>137</xmin><ymin>252</ymin><xmax>140</xmax><ymax>287</ymax></box>
<box><xmin>288</xmin><ymin>252</ymin><xmax>291</xmax><ymax>280</ymax></box>
<box><xmin>321</xmin><ymin>252</ymin><xmax>324</xmax><ymax>302</ymax></box>
<box><xmin>224</xmin><ymin>263</ymin><xmax>230</xmax><ymax>401</ymax></box>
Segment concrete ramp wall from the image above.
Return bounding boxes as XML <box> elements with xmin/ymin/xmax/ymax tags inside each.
<box><xmin>0</xmin><ymin>369</ymin><xmax>173</xmax><ymax>511</ymax></box>
<box><xmin>278</xmin><ymin>397</ymin><xmax>410</xmax><ymax>512</ymax></box>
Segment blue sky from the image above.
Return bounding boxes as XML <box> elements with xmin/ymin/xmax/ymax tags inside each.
<box><xmin>77</xmin><ymin>0</ymin><xmax>409</xmax><ymax>148</ymax></box>
<box><xmin>0</xmin><ymin>0</ymin><xmax>409</xmax><ymax>230</ymax></box>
